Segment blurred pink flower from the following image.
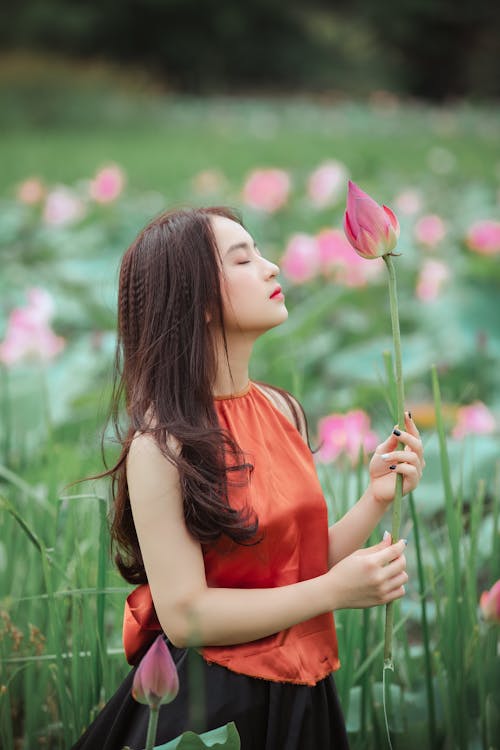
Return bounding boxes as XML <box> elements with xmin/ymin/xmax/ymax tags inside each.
<box><xmin>343</xmin><ymin>181</ymin><xmax>400</xmax><ymax>259</ymax></box>
<box><xmin>89</xmin><ymin>165</ymin><xmax>126</xmax><ymax>204</ymax></box>
<box><xmin>242</xmin><ymin>168</ymin><xmax>291</xmax><ymax>213</ymax></box>
<box><xmin>480</xmin><ymin>580</ymin><xmax>500</xmax><ymax>624</ymax></box>
<box><xmin>393</xmin><ymin>188</ymin><xmax>423</xmax><ymax>216</ymax></box>
<box><xmin>191</xmin><ymin>169</ymin><xmax>227</xmax><ymax>195</ymax></box>
<box><xmin>17</xmin><ymin>177</ymin><xmax>46</xmax><ymax>205</ymax></box>
<box><xmin>317</xmin><ymin>228</ymin><xmax>384</xmax><ymax>287</ymax></box>
<box><xmin>43</xmin><ymin>187</ymin><xmax>86</xmax><ymax>226</ymax></box>
<box><xmin>414</xmin><ymin>214</ymin><xmax>447</xmax><ymax>248</ymax></box>
<box><xmin>416</xmin><ymin>259</ymin><xmax>450</xmax><ymax>301</ymax></box>
<box><xmin>465</xmin><ymin>220</ymin><xmax>500</xmax><ymax>256</ymax></box>
<box><xmin>317</xmin><ymin>410</ymin><xmax>379</xmax><ymax>465</ymax></box>
<box><xmin>280</xmin><ymin>233</ymin><xmax>320</xmax><ymax>283</ymax></box>
<box><xmin>0</xmin><ymin>288</ymin><xmax>66</xmax><ymax>366</ymax></box>
<box><xmin>307</xmin><ymin>160</ymin><xmax>348</xmax><ymax>209</ymax></box>
<box><xmin>132</xmin><ymin>635</ymin><xmax>179</xmax><ymax>710</ymax></box>
<box><xmin>452</xmin><ymin>401</ymin><xmax>496</xmax><ymax>439</ymax></box>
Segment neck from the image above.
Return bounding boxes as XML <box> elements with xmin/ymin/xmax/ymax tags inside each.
<box><xmin>212</xmin><ymin>332</ymin><xmax>254</xmax><ymax>397</ymax></box>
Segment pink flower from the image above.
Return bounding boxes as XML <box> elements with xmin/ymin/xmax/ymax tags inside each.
<box><xmin>317</xmin><ymin>410</ymin><xmax>379</xmax><ymax>465</ymax></box>
<box><xmin>89</xmin><ymin>165</ymin><xmax>125</xmax><ymax>204</ymax></box>
<box><xmin>393</xmin><ymin>188</ymin><xmax>423</xmax><ymax>216</ymax></box>
<box><xmin>452</xmin><ymin>401</ymin><xmax>496</xmax><ymax>439</ymax></box>
<box><xmin>43</xmin><ymin>187</ymin><xmax>86</xmax><ymax>226</ymax></box>
<box><xmin>414</xmin><ymin>214</ymin><xmax>447</xmax><ymax>248</ymax></box>
<box><xmin>307</xmin><ymin>161</ymin><xmax>348</xmax><ymax>209</ymax></box>
<box><xmin>242</xmin><ymin>168</ymin><xmax>291</xmax><ymax>213</ymax></box>
<box><xmin>480</xmin><ymin>580</ymin><xmax>500</xmax><ymax>624</ymax></box>
<box><xmin>280</xmin><ymin>234</ymin><xmax>321</xmax><ymax>284</ymax></box>
<box><xmin>317</xmin><ymin>228</ymin><xmax>384</xmax><ymax>287</ymax></box>
<box><xmin>0</xmin><ymin>288</ymin><xmax>66</xmax><ymax>366</ymax></box>
<box><xmin>132</xmin><ymin>635</ymin><xmax>179</xmax><ymax>710</ymax></box>
<box><xmin>343</xmin><ymin>181</ymin><xmax>400</xmax><ymax>259</ymax></box>
<box><xmin>416</xmin><ymin>259</ymin><xmax>450</xmax><ymax>301</ymax></box>
<box><xmin>17</xmin><ymin>177</ymin><xmax>46</xmax><ymax>205</ymax></box>
<box><xmin>465</xmin><ymin>220</ymin><xmax>500</xmax><ymax>256</ymax></box>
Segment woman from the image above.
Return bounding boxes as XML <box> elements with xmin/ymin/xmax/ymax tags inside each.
<box><xmin>73</xmin><ymin>206</ymin><xmax>424</xmax><ymax>749</ymax></box>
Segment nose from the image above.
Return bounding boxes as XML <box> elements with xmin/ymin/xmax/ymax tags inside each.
<box><xmin>263</xmin><ymin>257</ymin><xmax>280</xmax><ymax>278</ymax></box>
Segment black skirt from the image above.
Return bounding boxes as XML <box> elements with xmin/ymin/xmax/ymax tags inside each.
<box><xmin>72</xmin><ymin>638</ymin><xmax>349</xmax><ymax>750</ymax></box>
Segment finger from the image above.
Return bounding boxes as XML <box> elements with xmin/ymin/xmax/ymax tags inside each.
<box><xmin>404</xmin><ymin>411</ymin><xmax>421</xmax><ymax>438</ymax></box>
<box><xmin>374</xmin><ymin>432</ymin><xmax>399</xmax><ymax>455</ymax></box>
<box><xmin>390</xmin><ymin>463</ymin><xmax>420</xmax><ymax>481</ymax></box>
<box><xmin>380</xmin><ymin>450</ymin><xmax>420</xmax><ymax>467</ymax></box>
<box><xmin>384</xmin><ymin>581</ymin><xmax>407</xmax><ymax>603</ymax></box>
<box><xmin>378</xmin><ymin>538</ymin><xmax>407</xmax><ymax>565</ymax></box>
<box><xmin>357</xmin><ymin>531</ymin><xmax>392</xmax><ymax>555</ymax></box>
<box><xmin>391</xmin><ymin>427</ymin><xmax>423</xmax><ymax>458</ymax></box>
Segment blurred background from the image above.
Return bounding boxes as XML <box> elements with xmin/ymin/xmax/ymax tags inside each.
<box><xmin>1</xmin><ymin>1</ymin><xmax>500</xmax><ymax>748</ymax></box>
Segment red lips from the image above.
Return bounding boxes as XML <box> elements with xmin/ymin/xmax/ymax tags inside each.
<box><xmin>270</xmin><ymin>286</ymin><xmax>282</xmax><ymax>299</ymax></box>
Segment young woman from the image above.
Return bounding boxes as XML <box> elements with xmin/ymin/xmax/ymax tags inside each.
<box><xmin>73</xmin><ymin>206</ymin><xmax>424</xmax><ymax>749</ymax></box>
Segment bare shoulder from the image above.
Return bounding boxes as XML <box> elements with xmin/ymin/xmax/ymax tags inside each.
<box><xmin>127</xmin><ymin>432</ymin><xmax>182</xmax><ymax>507</ymax></box>
<box><xmin>253</xmin><ymin>382</ymin><xmax>308</xmax><ymax>444</ymax></box>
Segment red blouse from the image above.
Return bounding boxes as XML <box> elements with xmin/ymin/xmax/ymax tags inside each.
<box><xmin>123</xmin><ymin>382</ymin><xmax>340</xmax><ymax>686</ymax></box>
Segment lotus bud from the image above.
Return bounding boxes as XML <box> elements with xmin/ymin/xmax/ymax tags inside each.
<box><xmin>343</xmin><ymin>180</ymin><xmax>400</xmax><ymax>259</ymax></box>
<box><xmin>132</xmin><ymin>635</ymin><xmax>179</xmax><ymax>710</ymax></box>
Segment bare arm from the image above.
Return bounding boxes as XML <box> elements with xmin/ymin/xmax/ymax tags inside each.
<box><xmin>127</xmin><ymin>433</ymin><xmax>408</xmax><ymax>648</ymax></box>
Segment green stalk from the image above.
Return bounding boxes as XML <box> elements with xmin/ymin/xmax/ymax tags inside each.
<box><xmin>145</xmin><ymin>706</ymin><xmax>160</xmax><ymax>750</ymax></box>
<box><xmin>382</xmin><ymin>254</ymin><xmax>406</xmax><ymax>669</ymax></box>
<box><xmin>408</xmin><ymin>490</ymin><xmax>437</xmax><ymax>747</ymax></box>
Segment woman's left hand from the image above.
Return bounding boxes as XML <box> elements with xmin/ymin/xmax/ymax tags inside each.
<box><xmin>368</xmin><ymin>412</ymin><xmax>425</xmax><ymax>506</ymax></box>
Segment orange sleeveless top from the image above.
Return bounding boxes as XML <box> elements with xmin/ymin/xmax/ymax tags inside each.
<box><xmin>123</xmin><ymin>382</ymin><xmax>340</xmax><ymax>686</ymax></box>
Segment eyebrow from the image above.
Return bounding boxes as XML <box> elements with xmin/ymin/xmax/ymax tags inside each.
<box><xmin>225</xmin><ymin>241</ymin><xmax>256</xmax><ymax>256</ymax></box>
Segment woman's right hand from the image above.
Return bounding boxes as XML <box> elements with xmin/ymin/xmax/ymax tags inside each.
<box><xmin>326</xmin><ymin>534</ymin><xmax>408</xmax><ymax>610</ymax></box>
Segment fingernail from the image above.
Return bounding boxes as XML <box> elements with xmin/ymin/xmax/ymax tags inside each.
<box><xmin>381</xmin><ymin>453</ymin><xmax>391</xmax><ymax>459</ymax></box>
<box><xmin>389</xmin><ymin>464</ymin><xmax>397</xmax><ymax>470</ymax></box>
<box><xmin>383</xmin><ymin>530</ymin><xmax>391</xmax><ymax>541</ymax></box>
<box><xmin>393</xmin><ymin>429</ymin><xmax>401</xmax><ymax>436</ymax></box>
<box><xmin>402</xmin><ymin>585</ymin><xmax>406</xmax><ymax>594</ymax></box>
<box><xmin>401</xmin><ymin>538</ymin><xmax>408</xmax><ymax>545</ymax></box>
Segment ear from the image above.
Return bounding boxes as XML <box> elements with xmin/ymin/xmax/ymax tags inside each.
<box><xmin>205</xmin><ymin>310</ymin><xmax>212</xmax><ymax>324</ymax></box>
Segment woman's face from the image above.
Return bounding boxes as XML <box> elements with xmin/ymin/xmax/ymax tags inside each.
<box><xmin>210</xmin><ymin>215</ymin><xmax>288</xmax><ymax>337</ymax></box>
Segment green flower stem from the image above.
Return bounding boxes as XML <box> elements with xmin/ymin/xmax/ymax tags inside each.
<box><xmin>145</xmin><ymin>706</ymin><xmax>160</xmax><ymax>750</ymax></box>
<box><xmin>382</xmin><ymin>253</ymin><xmax>406</xmax><ymax>670</ymax></box>
<box><xmin>408</xmin><ymin>490</ymin><xmax>437</xmax><ymax>746</ymax></box>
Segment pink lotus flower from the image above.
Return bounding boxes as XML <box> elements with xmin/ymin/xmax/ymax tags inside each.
<box><xmin>416</xmin><ymin>259</ymin><xmax>450</xmax><ymax>301</ymax></box>
<box><xmin>479</xmin><ymin>580</ymin><xmax>500</xmax><ymax>624</ymax></box>
<box><xmin>89</xmin><ymin>164</ymin><xmax>125</xmax><ymax>204</ymax></box>
<box><xmin>280</xmin><ymin>233</ymin><xmax>321</xmax><ymax>284</ymax></box>
<box><xmin>132</xmin><ymin>635</ymin><xmax>179</xmax><ymax>710</ymax></box>
<box><xmin>16</xmin><ymin>177</ymin><xmax>46</xmax><ymax>205</ymax></box>
<box><xmin>43</xmin><ymin>187</ymin><xmax>86</xmax><ymax>226</ymax></box>
<box><xmin>307</xmin><ymin>160</ymin><xmax>348</xmax><ymax>209</ymax></box>
<box><xmin>317</xmin><ymin>410</ymin><xmax>379</xmax><ymax>465</ymax></box>
<box><xmin>343</xmin><ymin>181</ymin><xmax>400</xmax><ymax>259</ymax></box>
<box><xmin>0</xmin><ymin>289</ymin><xmax>66</xmax><ymax>366</ymax></box>
<box><xmin>317</xmin><ymin>228</ymin><xmax>384</xmax><ymax>287</ymax></box>
<box><xmin>465</xmin><ymin>220</ymin><xmax>500</xmax><ymax>256</ymax></box>
<box><xmin>414</xmin><ymin>214</ymin><xmax>447</xmax><ymax>248</ymax></box>
<box><xmin>452</xmin><ymin>401</ymin><xmax>496</xmax><ymax>439</ymax></box>
<box><xmin>242</xmin><ymin>168</ymin><xmax>291</xmax><ymax>213</ymax></box>
<box><xmin>393</xmin><ymin>188</ymin><xmax>423</xmax><ymax>216</ymax></box>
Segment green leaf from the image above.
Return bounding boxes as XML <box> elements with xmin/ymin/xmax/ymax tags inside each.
<box><xmin>153</xmin><ymin>722</ymin><xmax>240</xmax><ymax>750</ymax></box>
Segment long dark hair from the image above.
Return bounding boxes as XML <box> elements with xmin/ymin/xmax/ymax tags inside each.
<box><xmin>99</xmin><ymin>206</ymin><xmax>310</xmax><ymax>584</ymax></box>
